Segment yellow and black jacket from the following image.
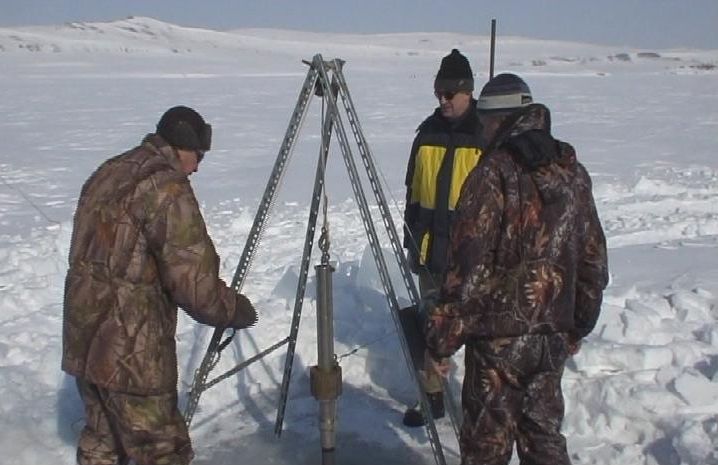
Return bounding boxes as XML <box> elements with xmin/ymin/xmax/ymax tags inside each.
<box><xmin>404</xmin><ymin>102</ymin><xmax>485</xmax><ymax>274</ymax></box>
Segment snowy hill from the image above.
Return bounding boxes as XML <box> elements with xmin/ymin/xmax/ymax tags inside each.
<box><xmin>0</xmin><ymin>16</ymin><xmax>234</xmax><ymax>54</ymax></box>
<box><xmin>1</xmin><ymin>16</ymin><xmax>715</xmax><ymax>72</ymax></box>
<box><xmin>1</xmin><ymin>17</ymin><xmax>718</xmax><ymax>465</ymax></box>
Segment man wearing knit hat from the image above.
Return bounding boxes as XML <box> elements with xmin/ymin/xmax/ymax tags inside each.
<box><xmin>402</xmin><ymin>49</ymin><xmax>485</xmax><ymax>427</ymax></box>
<box><xmin>63</xmin><ymin>105</ymin><xmax>258</xmax><ymax>465</ymax></box>
<box><xmin>424</xmin><ymin>73</ymin><xmax>608</xmax><ymax>464</ymax></box>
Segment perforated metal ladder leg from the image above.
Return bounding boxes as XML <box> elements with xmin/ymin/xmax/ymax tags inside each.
<box><xmin>334</xmin><ymin>63</ymin><xmax>463</xmax><ymax>443</ymax></box>
<box><xmin>184</xmin><ymin>64</ymin><xmax>320</xmax><ymax>426</ymax></box>
<box><xmin>274</xmin><ymin>67</ymin><xmax>338</xmax><ymax>436</ymax></box>
<box><xmin>313</xmin><ymin>56</ymin><xmax>447</xmax><ymax>465</ymax></box>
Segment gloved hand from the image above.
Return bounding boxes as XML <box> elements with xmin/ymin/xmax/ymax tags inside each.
<box><xmin>230</xmin><ymin>294</ymin><xmax>258</xmax><ymax>329</ymax></box>
<box><xmin>568</xmin><ymin>336</ymin><xmax>582</xmax><ymax>355</ymax></box>
<box><xmin>419</xmin><ymin>290</ymin><xmax>440</xmax><ymax>316</ymax></box>
<box><xmin>424</xmin><ymin>349</ymin><xmax>450</xmax><ymax>378</ymax></box>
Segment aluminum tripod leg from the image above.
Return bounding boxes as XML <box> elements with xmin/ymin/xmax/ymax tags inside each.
<box><xmin>334</xmin><ymin>62</ymin><xmax>462</xmax><ymax>443</ymax></box>
<box><xmin>274</xmin><ymin>79</ymin><xmax>336</xmax><ymax>436</ymax></box>
<box><xmin>313</xmin><ymin>57</ymin><xmax>447</xmax><ymax>465</ymax></box>
<box><xmin>184</xmin><ymin>64</ymin><xmax>320</xmax><ymax>425</ymax></box>
<box><xmin>332</xmin><ymin>66</ymin><xmax>419</xmax><ymax>306</ymax></box>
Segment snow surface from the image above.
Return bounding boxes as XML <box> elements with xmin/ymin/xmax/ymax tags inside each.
<box><xmin>1</xmin><ymin>16</ymin><xmax>718</xmax><ymax>465</ymax></box>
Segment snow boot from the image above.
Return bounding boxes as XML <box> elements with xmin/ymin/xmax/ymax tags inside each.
<box><xmin>402</xmin><ymin>392</ymin><xmax>445</xmax><ymax>427</ymax></box>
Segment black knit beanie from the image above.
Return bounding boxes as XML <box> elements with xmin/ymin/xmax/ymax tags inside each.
<box><xmin>434</xmin><ymin>49</ymin><xmax>474</xmax><ymax>93</ymax></box>
<box><xmin>156</xmin><ymin>106</ymin><xmax>212</xmax><ymax>151</ymax></box>
<box><xmin>477</xmin><ymin>73</ymin><xmax>533</xmax><ymax>114</ymax></box>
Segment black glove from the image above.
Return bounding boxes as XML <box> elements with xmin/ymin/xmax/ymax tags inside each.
<box><xmin>230</xmin><ymin>294</ymin><xmax>258</xmax><ymax>329</ymax></box>
<box><xmin>420</xmin><ymin>290</ymin><xmax>439</xmax><ymax>316</ymax></box>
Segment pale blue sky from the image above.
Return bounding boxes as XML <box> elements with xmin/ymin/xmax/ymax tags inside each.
<box><xmin>1</xmin><ymin>0</ymin><xmax>716</xmax><ymax>49</ymax></box>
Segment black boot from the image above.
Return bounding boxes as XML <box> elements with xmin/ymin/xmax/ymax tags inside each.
<box><xmin>429</xmin><ymin>391</ymin><xmax>445</xmax><ymax>419</ymax></box>
<box><xmin>402</xmin><ymin>392</ymin><xmax>445</xmax><ymax>427</ymax></box>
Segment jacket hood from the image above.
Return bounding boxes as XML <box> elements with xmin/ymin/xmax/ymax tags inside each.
<box><xmin>497</xmin><ymin>104</ymin><xmax>579</xmax><ymax>204</ymax></box>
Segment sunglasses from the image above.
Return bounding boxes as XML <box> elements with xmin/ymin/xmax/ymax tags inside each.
<box><xmin>195</xmin><ymin>150</ymin><xmax>205</xmax><ymax>163</ymax></box>
<box><xmin>435</xmin><ymin>90</ymin><xmax>458</xmax><ymax>100</ymax></box>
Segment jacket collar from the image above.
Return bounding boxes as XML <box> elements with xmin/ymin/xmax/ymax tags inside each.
<box><xmin>491</xmin><ymin>103</ymin><xmax>551</xmax><ymax>150</ymax></box>
<box><xmin>507</xmin><ymin>103</ymin><xmax>550</xmax><ymax>136</ymax></box>
<box><xmin>141</xmin><ymin>133</ymin><xmax>186</xmax><ymax>176</ymax></box>
<box><xmin>424</xmin><ymin>98</ymin><xmax>481</xmax><ymax>134</ymax></box>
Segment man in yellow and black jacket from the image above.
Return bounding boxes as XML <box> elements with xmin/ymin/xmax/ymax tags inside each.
<box><xmin>402</xmin><ymin>49</ymin><xmax>485</xmax><ymax>427</ymax></box>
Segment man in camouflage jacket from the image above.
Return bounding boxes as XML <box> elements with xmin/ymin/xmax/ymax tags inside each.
<box><xmin>63</xmin><ymin>106</ymin><xmax>258</xmax><ymax>465</ymax></box>
<box><xmin>425</xmin><ymin>74</ymin><xmax>609</xmax><ymax>465</ymax></box>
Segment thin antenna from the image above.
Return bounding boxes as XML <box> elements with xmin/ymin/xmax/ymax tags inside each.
<box><xmin>489</xmin><ymin>18</ymin><xmax>496</xmax><ymax>79</ymax></box>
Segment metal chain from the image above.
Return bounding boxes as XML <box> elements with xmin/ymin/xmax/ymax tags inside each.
<box><xmin>318</xmin><ymin>96</ymin><xmax>331</xmax><ymax>266</ymax></box>
<box><xmin>335</xmin><ymin>330</ymin><xmax>396</xmax><ymax>363</ymax></box>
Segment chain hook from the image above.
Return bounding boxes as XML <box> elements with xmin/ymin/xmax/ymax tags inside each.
<box><xmin>319</xmin><ymin>224</ymin><xmax>330</xmax><ymax>265</ymax></box>
<box><xmin>318</xmin><ymin>89</ymin><xmax>331</xmax><ymax>266</ymax></box>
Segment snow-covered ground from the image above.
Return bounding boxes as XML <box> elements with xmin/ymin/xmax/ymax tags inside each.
<box><xmin>1</xmin><ymin>17</ymin><xmax>717</xmax><ymax>465</ymax></box>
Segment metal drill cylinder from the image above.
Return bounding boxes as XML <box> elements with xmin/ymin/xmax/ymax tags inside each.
<box><xmin>321</xmin><ymin>446</ymin><xmax>336</xmax><ymax>465</ymax></box>
<box><xmin>315</xmin><ymin>264</ymin><xmax>335</xmax><ymax>368</ymax></box>
<box><xmin>315</xmin><ymin>263</ymin><xmax>338</xmax><ymax>457</ymax></box>
<box><xmin>319</xmin><ymin>399</ymin><xmax>337</xmax><ymax>456</ymax></box>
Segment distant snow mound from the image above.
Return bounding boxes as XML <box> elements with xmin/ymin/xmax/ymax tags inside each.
<box><xmin>0</xmin><ymin>16</ymin><xmax>239</xmax><ymax>55</ymax></box>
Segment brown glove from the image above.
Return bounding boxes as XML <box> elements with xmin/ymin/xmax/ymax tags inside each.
<box><xmin>568</xmin><ymin>336</ymin><xmax>582</xmax><ymax>355</ymax></box>
<box><xmin>424</xmin><ymin>349</ymin><xmax>451</xmax><ymax>378</ymax></box>
<box><xmin>230</xmin><ymin>294</ymin><xmax>258</xmax><ymax>329</ymax></box>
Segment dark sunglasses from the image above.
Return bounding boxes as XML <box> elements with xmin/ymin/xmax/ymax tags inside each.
<box><xmin>435</xmin><ymin>90</ymin><xmax>458</xmax><ymax>100</ymax></box>
<box><xmin>195</xmin><ymin>150</ymin><xmax>205</xmax><ymax>163</ymax></box>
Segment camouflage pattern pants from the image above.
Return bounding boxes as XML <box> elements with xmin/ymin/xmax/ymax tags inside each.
<box><xmin>75</xmin><ymin>378</ymin><xmax>193</xmax><ymax>465</ymax></box>
<box><xmin>460</xmin><ymin>333</ymin><xmax>571</xmax><ymax>465</ymax></box>
<box><xmin>418</xmin><ymin>269</ymin><xmax>443</xmax><ymax>393</ymax></box>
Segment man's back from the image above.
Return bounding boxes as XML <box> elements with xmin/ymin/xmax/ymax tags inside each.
<box><xmin>433</xmin><ymin>104</ymin><xmax>608</xmax><ymax>349</ymax></box>
<box><xmin>63</xmin><ymin>135</ymin><xmax>236</xmax><ymax>395</ymax></box>
<box><xmin>68</xmin><ymin>137</ymin><xmax>182</xmax><ymax>273</ymax></box>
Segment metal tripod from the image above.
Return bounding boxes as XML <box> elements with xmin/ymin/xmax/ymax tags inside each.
<box><xmin>184</xmin><ymin>55</ymin><xmax>457</xmax><ymax>465</ymax></box>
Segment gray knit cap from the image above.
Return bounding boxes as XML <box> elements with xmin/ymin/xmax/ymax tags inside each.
<box><xmin>477</xmin><ymin>73</ymin><xmax>533</xmax><ymax>113</ymax></box>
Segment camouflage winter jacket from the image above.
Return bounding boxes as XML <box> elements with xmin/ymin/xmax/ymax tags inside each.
<box><xmin>63</xmin><ymin>134</ymin><xmax>240</xmax><ymax>395</ymax></box>
<box><xmin>426</xmin><ymin>104</ymin><xmax>608</xmax><ymax>358</ymax></box>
